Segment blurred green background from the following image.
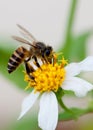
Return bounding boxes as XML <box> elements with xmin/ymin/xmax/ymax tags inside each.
<box><xmin>0</xmin><ymin>0</ymin><xmax>93</xmax><ymax>130</ymax></box>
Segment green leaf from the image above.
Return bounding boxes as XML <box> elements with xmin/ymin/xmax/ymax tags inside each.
<box><xmin>0</xmin><ymin>41</ymin><xmax>27</xmax><ymax>89</ymax></box>
<box><xmin>59</xmin><ymin>31</ymin><xmax>93</xmax><ymax>62</ymax></box>
<box><xmin>59</xmin><ymin>107</ymin><xmax>88</xmax><ymax>121</ymax></box>
<box><xmin>59</xmin><ymin>99</ymin><xmax>93</xmax><ymax>121</ymax></box>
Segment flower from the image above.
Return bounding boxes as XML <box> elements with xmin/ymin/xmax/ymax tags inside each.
<box><xmin>18</xmin><ymin>56</ymin><xmax>93</xmax><ymax>130</ymax></box>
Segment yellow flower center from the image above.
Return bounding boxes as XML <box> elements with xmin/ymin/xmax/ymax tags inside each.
<box><xmin>24</xmin><ymin>57</ymin><xmax>67</xmax><ymax>93</ymax></box>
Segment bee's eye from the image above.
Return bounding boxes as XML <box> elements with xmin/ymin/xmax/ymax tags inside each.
<box><xmin>45</xmin><ymin>49</ymin><xmax>50</xmax><ymax>56</ymax></box>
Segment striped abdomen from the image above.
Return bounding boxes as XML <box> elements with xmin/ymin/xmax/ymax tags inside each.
<box><xmin>7</xmin><ymin>46</ymin><xmax>29</xmax><ymax>73</ymax></box>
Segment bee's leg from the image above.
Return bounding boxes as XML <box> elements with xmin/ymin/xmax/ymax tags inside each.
<box><xmin>53</xmin><ymin>53</ymin><xmax>57</xmax><ymax>65</ymax></box>
<box><xmin>52</xmin><ymin>57</ymin><xmax>54</xmax><ymax>66</ymax></box>
<box><xmin>41</xmin><ymin>57</ymin><xmax>45</xmax><ymax>64</ymax></box>
<box><xmin>25</xmin><ymin>56</ymin><xmax>31</xmax><ymax>62</ymax></box>
<box><xmin>32</xmin><ymin>55</ymin><xmax>41</xmax><ymax>68</ymax></box>
<box><xmin>24</xmin><ymin>61</ymin><xmax>35</xmax><ymax>80</ymax></box>
<box><xmin>44</xmin><ymin>57</ymin><xmax>48</xmax><ymax>63</ymax></box>
<box><xmin>41</xmin><ymin>53</ymin><xmax>48</xmax><ymax>64</ymax></box>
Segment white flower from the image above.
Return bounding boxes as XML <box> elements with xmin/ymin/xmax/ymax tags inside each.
<box><xmin>18</xmin><ymin>91</ymin><xmax>58</xmax><ymax>130</ymax></box>
<box><xmin>63</xmin><ymin>56</ymin><xmax>93</xmax><ymax>97</ymax></box>
<box><xmin>18</xmin><ymin>56</ymin><xmax>93</xmax><ymax>130</ymax></box>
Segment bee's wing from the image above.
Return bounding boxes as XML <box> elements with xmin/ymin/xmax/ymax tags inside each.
<box><xmin>17</xmin><ymin>24</ymin><xmax>37</xmax><ymax>43</ymax></box>
<box><xmin>12</xmin><ymin>36</ymin><xmax>36</xmax><ymax>48</ymax></box>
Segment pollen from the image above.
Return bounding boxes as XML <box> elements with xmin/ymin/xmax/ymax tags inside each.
<box><xmin>24</xmin><ymin>58</ymin><xmax>67</xmax><ymax>93</ymax></box>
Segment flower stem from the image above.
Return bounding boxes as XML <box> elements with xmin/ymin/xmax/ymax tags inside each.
<box><xmin>55</xmin><ymin>88</ymin><xmax>73</xmax><ymax>113</ymax></box>
<box><xmin>59</xmin><ymin>0</ymin><xmax>78</xmax><ymax>59</ymax></box>
<box><xmin>65</xmin><ymin>0</ymin><xmax>77</xmax><ymax>45</ymax></box>
<box><xmin>58</xmin><ymin>97</ymin><xmax>73</xmax><ymax>114</ymax></box>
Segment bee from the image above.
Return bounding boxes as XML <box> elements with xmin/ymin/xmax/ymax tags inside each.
<box><xmin>7</xmin><ymin>24</ymin><xmax>55</xmax><ymax>79</ymax></box>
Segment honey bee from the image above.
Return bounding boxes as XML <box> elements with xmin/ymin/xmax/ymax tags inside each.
<box><xmin>7</xmin><ymin>24</ymin><xmax>55</xmax><ymax>79</ymax></box>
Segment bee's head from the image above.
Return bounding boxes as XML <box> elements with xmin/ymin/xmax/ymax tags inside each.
<box><xmin>45</xmin><ymin>46</ymin><xmax>53</xmax><ymax>57</ymax></box>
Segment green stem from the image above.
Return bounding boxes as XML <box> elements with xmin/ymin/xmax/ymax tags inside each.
<box><xmin>55</xmin><ymin>88</ymin><xmax>73</xmax><ymax>113</ymax></box>
<box><xmin>58</xmin><ymin>97</ymin><xmax>73</xmax><ymax>114</ymax></box>
<box><xmin>65</xmin><ymin>0</ymin><xmax>77</xmax><ymax>45</ymax></box>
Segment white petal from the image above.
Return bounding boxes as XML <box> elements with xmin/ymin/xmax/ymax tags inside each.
<box><xmin>65</xmin><ymin>56</ymin><xmax>93</xmax><ymax>77</ymax></box>
<box><xmin>79</xmin><ymin>56</ymin><xmax>93</xmax><ymax>71</ymax></box>
<box><xmin>62</xmin><ymin>77</ymin><xmax>93</xmax><ymax>97</ymax></box>
<box><xmin>18</xmin><ymin>90</ymin><xmax>40</xmax><ymax>120</ymax></box>
<box><xmin>65</xmin><ymin>63</ymin><xmax>80</xmax><ymax>77</ymax></box>
<box><xmin>38</xmin><ymin>92</ymin><xmax>58</xmax><ymax>130</ymax></box>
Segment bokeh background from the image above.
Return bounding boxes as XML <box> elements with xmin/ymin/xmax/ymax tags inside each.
<box><xmin>0</xmin><ymin>0</ymin><xmax>93</xmax><ymax>130</ymax></box>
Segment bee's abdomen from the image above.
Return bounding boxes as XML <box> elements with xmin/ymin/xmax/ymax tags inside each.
<box><xmin>7</xmin><ymin>47</ymin><xmax>29</xmax><ymax>73</ymax></box>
